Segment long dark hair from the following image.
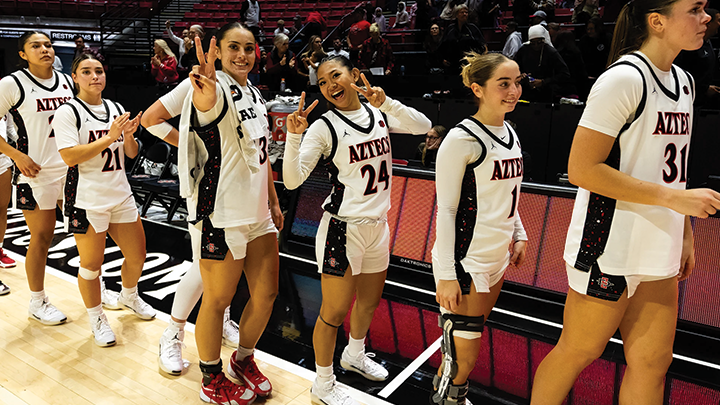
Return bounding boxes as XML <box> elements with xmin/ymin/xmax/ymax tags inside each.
<box><xmin>17</xmin><ymin>30</ymin><xmax>51</xmax><ymax>68</ymax></box>
<box><xmin>317</xmin><ymin>55</ymin><xmax>358</xmax><ymax>109</ymax></box>
<box><xmin>607</xmin><ymin>0</ymin><xmax>680</xmax><ymax>66</ymax></box>
<box><xmin>214</xmin><ymin>22</ymin><xmax>255</xmax><ymax>70</ymax></box>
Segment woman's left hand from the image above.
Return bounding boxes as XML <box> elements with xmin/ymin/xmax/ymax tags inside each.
<box><xmin>151</xmin><ymin>56</ymin><xmax>161</xmax><ymax>67</ymax></box>
<box><xmin>509</xmin><ymin>240</ymin><xmax>527</xmax><ymax>267</ymax></box>
<box><xmin>351</xmin><ymin>73</ymin><xmax>386</xmax><ymax>108</ymax></box>
<box><xmin>270</xmin><ymin>203</ymin><xmax>284</xmax><ymax>231</ymax></box>
<box><xmin>122</xmin><ymin>111</ymin><xmax>143</xmax><ymax>137</ymax></box>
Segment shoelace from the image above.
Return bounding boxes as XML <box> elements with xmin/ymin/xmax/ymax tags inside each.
<box><xmin>95</xmin><ymin>315</ymin><xmax>113</xmax><ymax>337</ymax></box>
<box><xmin>323</xmin><ymin>377</ymin><xmax>353</xmax><ymax>405</ymax></box>
<box><xmin>40</xmin><ymin>300</ymin><xmax>62</xmax><ymax>317</ymax></box>
<box><xmin>358</xmin><ymin>352</ymin><xmax>383</xmax><ymax>373</ymax></box>
<box><xmin>242</xmin><ymin>357</ymin><xmax>262</xmax><ymax>380</ymax></box>
<box><xmin>162</xmin><ymin>333</ymin><xmax>185</xmax><ymax>361</ymax></box>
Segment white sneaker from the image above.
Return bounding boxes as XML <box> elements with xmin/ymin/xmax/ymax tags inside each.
<box><xmin>0</xmin><ymin>280</ymin><xmax>9</xmax><ymax>296</ymax></box>
<box><xmin>100</xmin><ymin>278</ymin><xmax>122</xmax><ymax>310</ymax></box>
<box><xmin>158</xmin><ymin>326</ymin><xmax>185</xmax><ymax>375</ymax></box>
<box><xmin>28</xmin><ymin>298</ymin><xmax>67</xmax><ymax>325</ymax></box>
<box><xmin>119</xmin><ymin>290</ymin><xmax>156</xmax><ymax>320</ymax></box>
<box><xmin>311</xmin><ymin>376</ymin><xmax>360</xmax><ymax>405</ymax></box>
<box><xmin>340</xmin><ymin>346</ymin><xmax>389</xmax><ymax>381</ymax></box>
<box><xmin>222</xmin><ymin>306</ymin><xmax>239</xmax><ymax>348</ymax></box>
<box><xmin>91</xmin><ymin>313</ymin><xmax>116</xmax><ymax>347</ymax></box>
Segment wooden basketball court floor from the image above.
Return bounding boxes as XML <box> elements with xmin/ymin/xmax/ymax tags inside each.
<box><xmin>0</xmin><ymin>252</ymin><xmax>381</xmax><ymax>405</ymax></box>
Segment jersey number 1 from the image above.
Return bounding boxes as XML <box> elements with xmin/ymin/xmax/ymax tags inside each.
<box><xmin>361</xmin><ymin>160</ymin><xmax>390</xmax><ymax>196</ymax></box>
<box><xmin>101</xmin><ymin>148</ymin><xmax>123</xmax><ymax>172</ymax></box>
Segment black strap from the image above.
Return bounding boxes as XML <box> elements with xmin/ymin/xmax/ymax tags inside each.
<box><xmin>456</xmin><ymin>123</ymin><xmax>488</xmax><ymax>169</ymax></box>
<box><xmin>318</xmin><ymin>116</ymin><xmax>338</xmax><ymax>164</ymax></box>
<box><xmin>9</xmin><ymin>74</ymin><xmax>24</xmax><ymax>110</ymax></box>
<box><xmin>66</xmin><ymin>101</ymin><xmax>82</xmax><ymax>131</ymax></box>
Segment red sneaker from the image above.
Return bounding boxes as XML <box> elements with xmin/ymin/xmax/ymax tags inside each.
<box><xmin>0</xmin><ymin>249</ymin><xmax>16</xmax><ymax>269</ymax></box>
<box><xmin>200</xmin><ymin>372</ymin><xmax>256</xmax><ymax>405</ymax></box>
<box><xmin>228</xmin><ymin>353</ymin><xmax>273</xmax><ymax>397</ymax></box>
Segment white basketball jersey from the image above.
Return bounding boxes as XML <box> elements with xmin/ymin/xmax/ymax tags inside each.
<box><xmin>7</xmin><ymin>69</ymin><xmax>74</xmax><ymax>186</ymax></box>
<box><xmin>439</xmin><ymin>118</ymin><xmax>523</xmax><ymax>276</ymax></box>
<box><xmin>185</xmin><ymin>73</ymin><xmax>271</xmax><ymax>228</ymax></box>
<box><xmin>318</xmin><ymin>103</ymin><xmax>392</xmax><ymax>220</ymax></box>
<box><xmin>0</xmin><ymin>115</ymin><xmax>13</xmax><ymax>174</ymax></box>
<box><xmin>55</xmin><ymin>98</ymin><xmax>131</xmax><ymax>212</ymax></box>
<box><xmin>565</xmin><ymin>53</ymin><xmax>693</xmax><ymax>277</ymax></box>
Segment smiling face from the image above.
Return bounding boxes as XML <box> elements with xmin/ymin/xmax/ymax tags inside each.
<box><xmin>73</xmin><ymin>58</ymin><xmax>106</xmax><ymax>98</ymax></box>
<box><xmin>20</xmin><ymin>33</ymin><xmax>55</xmax><ymax>68</ymax></box>
<box><xmin>654</xmin><ymin>0</ymin><xmax>710</xmax><ymax>52</ymax></box>
<box><xmin>317</xmin><ymin>59</ymin><xmax>362</xmax><ymax>111</ymax></box>
<box><xmin>217</xmin><ymin>27</ymin><xmax>256</xmax><ymax>83</ymax></box>
<box><xmin>473</xmin><ymin>60</ymin><xmax>523</xmax><ymax>114</ymax></box>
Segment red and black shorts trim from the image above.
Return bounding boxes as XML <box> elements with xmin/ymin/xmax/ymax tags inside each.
<box><xmin>586</xmin><ymin>265</ymin><xmax>627</xmax><ymax>302</ymax></box>
<box><xmin>67</xmin><ymin>207</ymin><xmax>90</xmax><ymax>234</ymax></box>
<box><xmin>15</xmin><ymin>184</ymin><xmax>37</xmax><ymax>210</ymax></box>
<box><xmin>201</xmin><ymin>220</ymin><xmax>229</xmax><ymax>261</ymax></box>
<box><xmin>322</xmin><ymin>217</ymin><xmax>350</xmax><ymax>277</ymax></box>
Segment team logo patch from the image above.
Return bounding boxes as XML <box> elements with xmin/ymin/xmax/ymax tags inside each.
<box><xmin>72</xmin><ymin>219</ymin><xmax>79</xmax><ymax>227</ymax></box>
<box><xmin>379</xmin><ymin>120</ymin><xmax>385</xmax><ymax>128</ymax></box>
<box><xmin>207</xmin><ymin>243</ymin><xmax>216</xmax><ymax>253</ymax></box>
<box><xmin>20</xmin><ymin>197</ymin><xmax>27</xmax><ymax>204</ymax></box>
<box><xmin>328</xmin><ymin>257</ymin><xmax>337</xmax><ymax>267</ymax></box>
<box><xmin>599</xmin><ymin>276</ymin><xmax>613</xmax><ymax>290</ymax></box>
<box><xmin>683</xmin><ymin>86</ymin><xmax>689</xmax><ymax>95</ymax></box>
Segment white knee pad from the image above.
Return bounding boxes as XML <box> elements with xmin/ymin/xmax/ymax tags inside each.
<box><xmin>79</xmin><ymin>267</ymin><xmax>100</xmax><ymax>280</ymax></box>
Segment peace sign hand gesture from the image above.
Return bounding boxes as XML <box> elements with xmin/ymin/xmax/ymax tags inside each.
<box><xmin>287</xmin><ymin>92</ymin><xmax>319</xmax><ymax>134</ymax></box>
<box><xmin>351</xmin><ymin>73</ymin><xmax>386</xmax><ymax>108</ymax></box>
<box><xmin>190</xmin><ymin>36</ymin><xmax>219</xmax><ymax>112</ymax></box>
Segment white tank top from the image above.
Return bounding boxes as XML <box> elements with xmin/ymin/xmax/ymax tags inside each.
<box><xmin>7</xmin><ymin>69</ymin><xmax>74</xmax><ymax>186</ymax></box>
<box><xmin>318</xmin><ymin>103</ymin><xmax>392</xmax><ymax>221</ymax></box>
<box><xmin>564</xmin><ymin>52</ymin><xmax>693</xmax><ymax>277</ymax></box>
<box><xmin>54</xmin><ymin>98</ymin><xmax>132</xmax><ymax>212</ymax></box>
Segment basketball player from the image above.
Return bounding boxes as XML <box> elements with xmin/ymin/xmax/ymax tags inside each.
<box><xmin>52</xmin><ymin>54</ymin><xmax>156</xmax><ymax>346</ymax></box>
<box><xmin>182</xmin><ymin>23</ymin><xmax>282</xmax><ymax>404</ymax></box>
<box><xmin>283</xmin><ymin>55</ymin><xmax>432</xmax><ymax>405</ymax></box>
<box><xmin>431</xmin><ymin>52</ymin><xmax>528</xmax><ymax>405</ymax></box>
<box><xmin>531</xmin><ymin>1</ymin><xmax>720</xmax><ymax>403</ymax></box>
<box><xmin>141</xmin><ymin>38</ymin><xmax>282</xmax><ymax>376</ymax></box>
<box><xmin>0</xmin><ymin>112</ymin><xmax>17</xmax><ymax>296</ymax></box>
<box><xmin>0</xmin><ymin>31</ymin><xmax>74</xmax><ymax>324</ymax></box>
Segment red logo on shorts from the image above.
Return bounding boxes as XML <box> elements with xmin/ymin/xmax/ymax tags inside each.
<box><xmin>329</xmin><ymin>257</ymin><xmax>337</xmax><ymax>267</ymax></box>
<box><xmin>600</xmin><ymin>277</ymin><xmax>609</xmax><ymax>289</ymax></box>
<box><xmin>207</xmin><ymin>243</ymin><xmax>216</xmax><ymax>253</ymax></box>
<box><xmin>20</xmin><ymin>197</ymin><xmax>26</xmax><ymax>204</ymax></box>
<box><xmin>72</xmin><ymin>219</ymin><xmax>79</xmax><ymax>227</ymax></box>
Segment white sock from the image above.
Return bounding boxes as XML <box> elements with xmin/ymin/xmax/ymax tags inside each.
<box><xmin>121</xmin><ymin>285</ymin><xmax>138</xmax><ymax>298</ymax></box>
<box><xmin>30</xmin><ymin>290</ymin><xmax>46</xmax><ymax>303</ymax></box>
<box><xmin>316</xmin><ymin>363</ymin><xmax>334</xmax><ymax>383</ymax></box>
<box><xmin>169</xmin><ymin>319</ymin><xmax>186</xmax><ymax>332</ymax></box>
<box><xmin>86</xmin><ymin>304</ymin><xmax>103</xmax><ymax>319</ymax></box>
<box><xmin>347</xmin><ymin>335</ymin><xmax>365</xmax><ymax>357</ymax></box>
<box><xmin>235</xmin><ymin>345</ymin><xmax>254</xmax><ymax>362</ymax></box>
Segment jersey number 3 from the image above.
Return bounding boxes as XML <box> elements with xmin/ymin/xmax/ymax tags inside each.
<box><xmin>361</xmin><ymin>160</ymin><xmax>390</xmax><ymax>196</ymax></box>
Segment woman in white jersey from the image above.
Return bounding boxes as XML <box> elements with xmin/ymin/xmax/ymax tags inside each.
<box><xmin>52</xmin><ymin>54</ymin><xmax>157</xmax><ymax>346</ymax></box>
<box><xmin>531</xmin><ymin>1</ymin><xmax>720</xmax><ymax>403</ymax></box>
<box><xmin>141</xmin><ymin>26</ymin><xmax>282</xmax><ymax>382</ymax></box>
<box><xmin>431</xmin><ymin>52</ymin><xmax>528</xmax><ymax>405</ymax></box>
<box><xmin>182</xmin><ymin>23</ymin><xmax>281</xmax><ymax>405</ymax></box>
<box><xmin>0</xmin><ymin>31</ymin><xmax>74</xmax><ymax>325</ymax></box>
<box><xmin>0</xmin><ymin>112</ymin><xmax>17</xmax><ymax>296</ymax></box>
<box><xmin>283</xmin><ymin>55</ymin><xmax>431</xmax><ymax>405</ymax></box>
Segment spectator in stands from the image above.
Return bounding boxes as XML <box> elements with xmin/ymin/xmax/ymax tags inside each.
<box><xmin>513</xmin><ymin>0</ymin><xmax>532</xmax><ymax>26</ymax></box>
<box><xmin>307</xmin><ymin>49</ymin><xmax>327</xmax><ymax>90</ymax></box>
<box><xmin>373</xmin><ymin>7</ymin><xmax>387</xmax><ymax>33</ymax></box>
<box><xmin>241</xmin><ymin>0</ymin><xmax>261</xmax><ymax>40</ymax></box>
<box><xmin>165</xmin><ymin>21</ymin><xmax>187</xmax><ymax>69</ymax></box>
<box><xmin>347</xmin><ymin>8</ymin><xmax>372</xmax><ymax>64</ymax></box>
<box><xmin>414</xmin><ymin>125</ymin><xmax>447</xmax><ymax>167</ymax></box>
<box><xmin>151</xmin><ymin>39</ymin><xmax>179</xmax><ymax>85</ymax></box>
<box><xmin>274</xmin><ymin>19</ymin><xmax>290</xmax><ymax>37</ymax></box>
<box><xmin>478</xmin><ymin>0</ymin><xmax>502</xmax><ymax>28</ymax></box>
<box><xmin>413</xmin><ymin>0</ymin><xmax>436</xmax><ymax>32</ymax></box>
<box><xmin>424</xmin><ymin>23</ymin><xmax>444</xmax><ymax>73</ymax></box>
<box><xmin>571</xmin><ymin>0</ymin><xmax>599</xmax><ymax>22</ymax></box>
<box><xmin>502</xmin><ymin>21</ymin><xmax>523</xmax><ymax>59</ymax></box>
<box><xmin>73</xmin><ymin>35</ymin><xmax>104</xmax><ymax>63</ymax></box>
<box><xmin>441</xmin><ymin>5</ymin><xmax>486</xmax><ymax>74</ymax></box>
<box><xmin>675</xmin><ymin>8</ymin><xmax>720</xmax><ymax>107</ymax></box>
<box><xmin>528</xmin><ymin>11</ymin><xmax>554</xmax><ymax>47</ymax></box>
<box><xmin>181</xmin><ymin>24</ymin><xmax>205</xmax><ymax>68</ymax></box>
<box><xmin>259</xmin><ymin>47</ymin><xmax>268</xmax><ymax>73</ymax></box>
<box><xmin>298</xmin><ymin>36</ymin><xmax>324</xmax><ymax>88</ymax></box>
<box><xmin>327</xmin><ymin>37</ymin><xmax>350</xmax><ymax>59</ymax></box>
<box><xmin>547</xmin><ymin>22</ymin><xmax>560</xmax><ymax>44</ymax></box>
<box><xmin>440</xmin><ymin>0</ymin><xmax>465</xmax><ymax>21</ymax></box>
<box><xmin>265</xmin><ymin>33</ymin><xmax>297</xmax><ymax>91</ymax></box>
<box><xmin>514</xmin><ymin>24</ymin><xmax>573</xmax><ymax>102</ymax></box>
<box><xmin>554</xmin><ymin>30</ymin><xmax>587</xmax><ymax>99</ymax></box>
<box><xmin>52</xmin><ymin>56</ymin><xmax>63</xmax><ymax>72</ymax></box>
<box><xmin>249</xmin><ymin>42</ymin><xmax>263</xmax><ymax>85</ymax></box>
<box><xmin>393</xmin><ymin>2</ymin><xmax>411</xmax><ymax>28</ymax></box>
<box><xmin>289</xmin><ymin>15</ymin><xmax>305</xmax><ymax>52</ymax></box>
<box><xmin>359</xmin><ymin>23</ymin><xmax>395</xmax><ymax>75</ymax></box>
<box><xmin>305</xmin><ymin>11</ymin><xmax>327</xmax><ymax>40</ymax></box>
<box><xmin>531</xmin><ymin>0</ymin><xmax>554</xmax><ymax>21</ymax></box>
<box><xmin>578</xmin><ymin>16</ymin><xmax>611</xmax><ymax>79</ymax></box>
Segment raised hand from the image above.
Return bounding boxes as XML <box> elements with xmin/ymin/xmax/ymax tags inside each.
<box><xmin>286</xmin><ymin>91</ymin><xmax>319</xmax><ymax>134</ymax></box>
<box><xmin>108</xmin><ymin>112</ymin><xmax>131</xmax><ymax>142</ymax></box>
<box><xmin>191</xmin><ymin>36</ymin><xmax>219</xmax><ymax>112</ymax></box>
<box><xmin>351</xmin><ymin>73</ymin><xmax>386</xmax><ymax>108</ymax></box>
<box><xmin>122</xmin><ymin>111</ymin><xmax>143</xmax><ymax>137</ymax></box>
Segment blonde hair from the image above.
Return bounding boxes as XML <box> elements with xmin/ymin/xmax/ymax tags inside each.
<box><xmin>460</xmin><ymin>51</ymin><xmax>511</xmax><ymax>89</ymax></box>
<box><xmin>154</xmin><ymin>39</ymin><xmax>176</xmax><ymax>60</ymax></box>
<box><xmin>369</xmin><ymin>23</ymin><xmax>380</xmax><ymax>35</ymax></box>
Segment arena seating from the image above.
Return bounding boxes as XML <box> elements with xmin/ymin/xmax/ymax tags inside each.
<box><xmin>0</xmin><ymin>0</ymin><xmax>157</xmax><ymax>18</ymax></box>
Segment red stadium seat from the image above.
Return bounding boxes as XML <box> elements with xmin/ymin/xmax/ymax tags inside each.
<box><xmin>184</xmin><ymin>11</ymin><xmax>199</xmax><ymax>19</ymax></box>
